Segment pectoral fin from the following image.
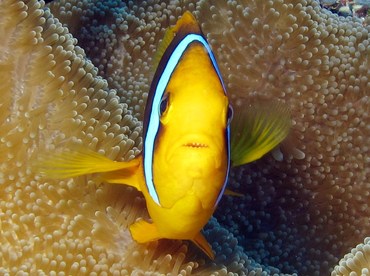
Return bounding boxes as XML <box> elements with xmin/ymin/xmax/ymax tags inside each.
<box><xmin>129</xmin><ymin>220</ymin><xmax>161</xmax><ymax>243</ymax></box>
<box><xmin>36</xmin><ymin>146</ymin><xmax>141</xmax><ymax>191</ymax></box>
<box><xmin>192</xmin><ymin>232</ymin><xmax>215</xmax><ymax>260</ymax></box>
<box><xmin>230</xmin><ymin>98</ymin><xmax>291</xmax><ymax>167</ymax></box>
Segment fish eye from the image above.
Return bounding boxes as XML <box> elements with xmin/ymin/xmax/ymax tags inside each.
<box><xmin>227</xmin><ymin>105</ymin><xmax>233</xmax><ymax>124</ymax></box>
<box><xmin>159</xmin><ymin>93</ymin><xmax>169</xmax><ymax>116</ymax></box>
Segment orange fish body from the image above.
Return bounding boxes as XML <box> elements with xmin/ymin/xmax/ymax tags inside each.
<box><xmin>129</xmin><ymin>12</ymin><xmax>230</xmax><ymax>257</ymax></box>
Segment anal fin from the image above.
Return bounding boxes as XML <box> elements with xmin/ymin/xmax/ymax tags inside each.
<box><xmin>130</xmin><ymin>221</ymin><xmax>215</xmax><ymax>260</ymax></box>
<box><xmin>192</xmin><ymin>232</ymin><xmax>215</xmax><ymax>260</ymax></box>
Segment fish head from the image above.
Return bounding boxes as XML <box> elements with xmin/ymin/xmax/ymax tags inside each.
<box><xmin>142</xmin><ymin>11</ymin><xmax>231</xmax><ymax>210</ymax></box>
<box><xmin>159</xmin><ymin>44</ymin><xmax>230</xmax><ymax>165</ymax></box>
<box><xmin>152</xmin><ymin>43</ymin><xmax>231</xmax><ymax>208</ymax></box>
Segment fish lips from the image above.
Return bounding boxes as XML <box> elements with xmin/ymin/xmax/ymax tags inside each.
<box><xmin>166</xmin><ymin>134</ymin><xmax>225</xmax><ymax>169</ymax></box>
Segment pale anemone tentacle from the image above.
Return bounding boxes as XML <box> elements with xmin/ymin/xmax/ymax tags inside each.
<box><xmin>331</xmin><ymin>237</ymin><xmax>370</xmax><ymax>276</ymax></box>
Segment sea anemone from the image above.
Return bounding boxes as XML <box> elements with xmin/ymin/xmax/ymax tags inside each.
<box><xmin>201</xmin><ymin>0</ymin><xmax>370</xmax><ymax>274</ymax></box>
<box><xmin>331</xmin><ymin>237</ymin><xmax>370</xmax><ymax>276</ymax></box>
<box><xmin>1</xmin><ymin>0</ymin><xmax>369</xmax><ymax>275</ymax></box>
<box><xmin>0</xmin><ymin>0</ymin><xmax>269</xmax><ymax>274</ymax></box>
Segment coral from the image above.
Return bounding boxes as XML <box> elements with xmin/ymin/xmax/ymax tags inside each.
<box><xmin>1</xmin><ymin>0</ymin><xmax>369</xmax><ymax>275</ymax></box>
<box><xmin>331</xmin><ymin>237</ymin><xmax>370</xmax><ymax>276</ymax></box>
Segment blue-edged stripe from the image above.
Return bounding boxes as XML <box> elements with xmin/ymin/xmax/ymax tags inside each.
<box><xmin>144</xmin><ymin>33</ymin><xmax>230</xmax><ymax>206</ymax></box>
<box><xmin>215</xmin><ymin>127</ymin><xmax>231</xmax><ymax>207</ymax></box>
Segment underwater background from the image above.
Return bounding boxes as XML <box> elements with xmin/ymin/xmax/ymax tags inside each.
<box><xmin>0</xmin><ymin>0</ymin><xmax>369</xmax><ymax>275</ymax></box>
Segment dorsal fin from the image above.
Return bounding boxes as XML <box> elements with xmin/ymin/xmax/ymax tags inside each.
<box><xmin>172</xmin><ymin>11</ymin><xmax>201</xmax><ymax>34</ymax></box>
<box><xmin>153</xmin><ymin>11</ymin><xmax>201</xmax><ymax>70</ymax></box>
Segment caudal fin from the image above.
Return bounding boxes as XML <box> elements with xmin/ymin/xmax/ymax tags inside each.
<box><xmin>230</xmin><ymin>98</ymin><xmax>291</xmax><ymax>167</ymax></box>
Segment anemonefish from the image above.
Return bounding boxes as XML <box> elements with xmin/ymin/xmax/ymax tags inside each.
<box><xmin>38</xmin><ymin>11</ymin><xmax>291</xmax><ymax>259</ymax></box>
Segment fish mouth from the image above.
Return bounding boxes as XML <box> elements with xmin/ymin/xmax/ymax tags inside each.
<box><xmin>173</xmin><ymin>134</ymin><xmax>215</xmax><ymax>153</ymax></box>
<box><xmin>183</xmin><ymin>142</ymin><xmax>209</xmax><ymax>149</ymax></box>
<box><xmin>167</xmin><ymin>134</ymin><xmax>223</xmax><ymax>168</ymax></box>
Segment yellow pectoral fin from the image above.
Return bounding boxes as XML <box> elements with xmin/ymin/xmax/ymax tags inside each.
<box><xmin>230</xmin><ymin>98</ymin><xmax>291</xmax><ymax>167</ymax></box>
<box><xmin>98</xmin><ymin>158</ymin><xmax>142</xmax><ymax>191</ymax></box>
<box><xmin>192</xmin><ymin>232</ymin><xmax>215</xmax><ymax>260</ymax></box>
<box><xmin>37</xmin><ymin>146</ymin><xmax>141</xmax><ymax>190</ymax></box>
<box><xmin>224</xmin><ymin>189</ymin><xmax>244</xmax><ymax>197</ymax></box>
<box><xmin>129</xmin><ymin>220</ymin><xmax>161</xmax><ymax>243</ymax></box>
